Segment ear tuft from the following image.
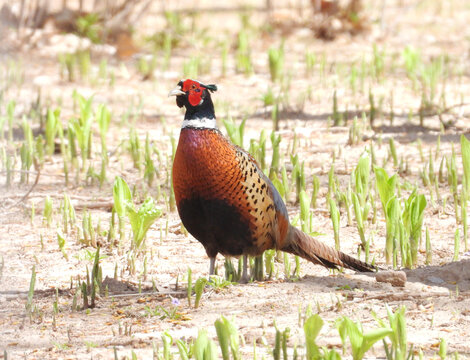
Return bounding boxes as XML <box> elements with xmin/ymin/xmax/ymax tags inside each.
<box><xmin>205</xmin><ymin>84</ymin><xmax>217</xmax><ymax>92</ymax></box>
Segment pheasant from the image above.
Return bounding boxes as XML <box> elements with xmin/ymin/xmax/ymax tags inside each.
<box><xmin>169</xmin><ymin>79</ymin><xmax>375</xmax><ymax>281</ymax></box>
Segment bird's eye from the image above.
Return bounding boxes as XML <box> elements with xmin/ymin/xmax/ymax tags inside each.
<box><xmin>191</xmin><ymin>84</ymin><xmax>197</xmax><ymax>90</ymax></box>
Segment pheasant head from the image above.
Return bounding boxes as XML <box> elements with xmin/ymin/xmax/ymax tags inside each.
<box><xmin>169</xmin><ymin>79</ymin><xmax>218</xmax><ymax>127</ymax></box>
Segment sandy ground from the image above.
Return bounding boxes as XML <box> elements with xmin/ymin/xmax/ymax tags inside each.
<box><xmin>1</xmin><ymin>0</ymin><xmax>470</xmax><ymax>358</ymax></box>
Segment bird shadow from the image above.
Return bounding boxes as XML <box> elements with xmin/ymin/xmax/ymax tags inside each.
<box><xmin>245</xmin><ymin>107</ymin><xmax>468</xmax><ymax>146</ymax></box>
<box><xmin>297</xmin><ymin>259</ymin><xmax>470</xmax><ymax>293</ymax></box>
<box><xmin>402</xmin><ymin>258</ymin><xmax>470</xmax><ymax>292</ymax></box>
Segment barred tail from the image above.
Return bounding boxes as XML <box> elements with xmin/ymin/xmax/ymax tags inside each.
<box><xmin>282</xmin><ymin>227</ymin><xmax>375</xmax><ymax>272</ymax></box>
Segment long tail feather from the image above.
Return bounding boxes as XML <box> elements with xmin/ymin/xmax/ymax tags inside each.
<box><xmin>283</xmin><ymin>227</ymin><xmax>375</xmax><ymax>272</ymax></box>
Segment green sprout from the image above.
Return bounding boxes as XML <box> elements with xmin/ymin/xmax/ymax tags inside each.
<box><xmin>269</xmin><ymin>131</ymin><xmax>281</xmax><ymax>179</ymax></box>
<box><xmin>373</xmin><ymin>305</ymin><xmax>410</xmax><ymax>360</ymax></box>
<box><xmin>299</xmin><ymin>190</ymin><xmax>311</xmax><ymax>234</ymax></box>
<box><xmin>336</xmin><ymin>316</ymin><xmax>392</xmax><ymax>360</ymax></box>
<box><xmin>329</xmin><ymin>197</ymin><xmax>341</xmax><ymax>250</ymax></box>
<box><xmin>311</xmin><ymin>175</ymin><xmax>320</xmax><ymax>209</ymax></box>
<box><xmin>128</xmin><ymin>128</ymin><xmax>142</xmax><ymax>170</ymax></box>
<box><xmin>214</xmin><ymin>316</ymin><xmax>241</xmax><ymax>360</ymax></box>
<box><xmin>126</xmin><ymin>195</ymin><xmax>162</xmax><ymax>250</ymax></box>
<box><xmin>43</xmin><ymin>196</ymin><xmax>53</xmax><ymax>227</ymax></box>
<box><xmin>439</xmin><ymin>338</ymin><xmax>447</xmax><ymax>360</ymax></box>
<box><xmin>6</xmin><ymin>100</ymin><xmax>16</xmax><ymax>142</ymax></box>
<box><xmin>375</xmin><ymin>167</ymin><xmax>398</xmax><ymax>264</ymax></box>
<box><xmin>76</xmin><ymin>13</ymin><xmax>102</xmax><ymax>43</ymax></box>
<box><xmin>305</xmin><ymin>51</ymin><xmax>316</xmax><ymax>76</ymax></box>
<box><xmin>425</xmin><ymin>227</ymin><xmax>432</xmax><ymax>265</ymax></box>
<box><xmin>194</xmin><ymin>330</ymin><xmax>217</xmax><ymax>360</ymax></box>
<box><xmin>57</xmin><ymin>230</ymin><xmax>68</xmax><ymax>260</ymax></box>
<box><xmin>45</xmin><ymin>108</ymin><xmax>60</xmax><ymax>157</ymax></box>
<box><xmin>461</xmin><ymin>135</ymin><xmax>470</xmax><ymax>193</ymax></box>
<box><xmin>113</xmin><ymin>176</ymin><xmax>131</xmax><ymax>242</ymax></box>
<box><xmin>236</xmin><ymin>30</ymin><xmax>253</xmax><ymax>76</ymax></box>
<box><xmin>304</xmin><ymin>314</ymin><xmax>324</xmax><ymax>360</ymax></box>
<box><xmin>96</xmin><ymin>104</ymin><xmax>111</xmax><ymax>187</ymax></box>
<box><xmin>453</xmin><ymin>228</ymin><xmax>460</xmax><ymax>262</ymax></box>
<box><xmin>402</xmin><ymin>190</ymin><xmax>427</xmax><ymax>267</ymax></box>
<box><xmin>223</xmin><ymin>117</ymin><xmax>246</xmax><ymax>148</ymax></box>
<box><xmin>70</xmin><ymin>93</ymin><xmax>94</xmax><ymax>171</ymax></box>
<box><xmin>25</xmin><ymin>265</ymin><xmax>37</xmax><ymax>317</ymax></box>
<box><xmin>268</xmin><ymin>43</ymin><xmax>284</xmax><ymax>82</ymax></box>
<box><xmin>194</xmin><ymin>277</ymin><xmax>208</xmax><ymax>308</ymax></box>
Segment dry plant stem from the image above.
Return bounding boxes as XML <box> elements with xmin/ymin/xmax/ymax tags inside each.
<box><xmin>0</xmin><ymin>161</ymin><xmax>41</xmax><ymax>212</ymax></box>
<box><xmin>348</xmin><ymin>291</ymin><xmax>466</xmax><ymax>302</ymax></box>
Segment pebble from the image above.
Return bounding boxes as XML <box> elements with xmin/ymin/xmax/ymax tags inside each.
<box><xmin>376</xmin><ymin>270</ymin><xmax>407</xmax><ymax>287</ymax></box>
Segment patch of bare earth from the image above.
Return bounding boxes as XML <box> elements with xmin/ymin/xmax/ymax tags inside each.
<box><xmin>1</xmin><ymin>0</ymin><xmax>470</xmax><ymax>358</ymax></box>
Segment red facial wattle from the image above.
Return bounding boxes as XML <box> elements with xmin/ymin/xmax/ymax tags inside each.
<box><xmin>188</xmin><ymin>89</ymin><xmax>202</xmax><ymax>106</ymax></box>
<box><xmin>181</xmin><ymin>80</ymin><xmax>204</xmax><ymax>106</ymax></box>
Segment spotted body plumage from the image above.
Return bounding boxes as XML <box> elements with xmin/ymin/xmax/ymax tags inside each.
<box><xmin>170</xmin><ymin>79</ymin><xmax>375</xmax><ymax>280</ymax></box>
<box><xmin>173</xmin><ymin>128</ymin><xmax>290</xmax><ymax>260</ymax></box>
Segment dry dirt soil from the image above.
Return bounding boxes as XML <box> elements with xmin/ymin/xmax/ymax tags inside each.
<box><xmin>1</xmin><ymin>0</ymin><xmax>470</xmax><ymax>359</ymax></box>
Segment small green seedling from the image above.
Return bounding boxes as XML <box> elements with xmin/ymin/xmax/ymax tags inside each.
<box><xmin>375</xmin><ymin>167</ymin><xmax>398</xmax><ymax>264</ymax></box>
<box><xmin>57</xmin><ymin>230</ymin><xmax>68</xmax><ymax>260</ymax></box>
<box><xmin>329</xmin><ymin>197</ymin><xmax>340</xmax><ymax>251</ymax></box>
<box><xmin>45</xmin><ymin>108</ymin><xmax>60</xmax><ymax>157</ymax></box>
<box><xmin>25</xmin><ymin>265</ymin><xmax>37</xmax><ymax>317</ymax></box>
<box><xmin>336</xmin><ymin>316</ymin><xmax>392</xmax><ymax>360</ymax></box>
<box><xmin>461</xmin><ymin>135</ymin><xmax>470</xmax><ymax>193</ymax></box>
<box><xmin>43</xmin><ymin>196</ymin><xmax>53</xmax><ymax>227</ymax></box>
<box><xmin>194</xmin><ymin>277</ymin><xmax>208</xmax><ymax>308</ymax></box>
<box><xmin>223</xmin><ymin>117</ymin><xmax>246</xmax><ymax>148</ymax></box>
<box><xmin>214</xmin><ymin>316</ymin><xmax>241</xmax><ymax>360</ymax></box>
<box><xmin>194</xmin><ymin>330</ymin><xmax>217</xmax><ymax>360</ymax></box>
<box><xmin>268</xmin><ymin>43</ymin><xmax>284</xmax><ymax>82</ymax></box>
<box><xmin>126</xmin><ymin>196</ymin><xmax>162</xmax><ymax>250</ymax></box>
<box><xmin>304</xmin><ymin>314</ymin><xmax>324</xmax><ymax>360</ymax></box>
<box><xmin>402</xmin><ymin>190</ymin><xmax>427</xmax><ymax>267</ymax></box>
<box><xmin>113</xmin><ymin>176</ymin><xmax>132</xmax><ymax>242</ymax></box>
<box><xmin>439</xmin><ymin>338</ymin><xmax>447</xmax><ymax>360</ymax></box>
<box><xmin>453</xmin><ymin>229</ymin><xmax>460</xmax><ymax>262</ymax></box>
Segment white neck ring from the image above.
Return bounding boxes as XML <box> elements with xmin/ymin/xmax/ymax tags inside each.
<box><xmin>182</xmin><ymin>117</ymin><xmax>217</xmax><ymax>129</ymax></box>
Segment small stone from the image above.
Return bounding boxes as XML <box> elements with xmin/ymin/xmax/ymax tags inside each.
<box><xmin>376</xmin><ymin>270</ymin><xmax>407</xmax><ymax>287</ymax></box>
<box><xmin>428</xmin><ymin>276</ymin><xmax>444</xmax><ymax>284</ymax></box>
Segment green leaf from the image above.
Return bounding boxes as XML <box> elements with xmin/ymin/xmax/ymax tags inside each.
<box><xmin>45</xmin><ymin>109</ymin><xmax>59</xmax><ymax>156</ymax></box>
<box><xmin>194</xmin><ymin>330</ymin><xmax>217</xmax><ymax>360</ymax></box>
<box><xmin>271</xmin><ymin>173</ymin><xmax>285</xmax><ymax>198</ymax></box>
<box><xmin>194</xmin><ymin>277</ymin><xmax>208</xmax><ymax>308</ymax></box>
<box><xmin>194</xmin><ymin>330</ymin><xmax>209</xmax><ymax>360</ymax></box>
<box><xmin>352</xmin><ymin>192</ymin><xmax>363</xmax><ymax>228</ymax></box>
<box><xmin>304</xmin><ymin>314</ymin><xmax>324</xmax><ymax>360</ymax></box>
<box><xmin>176</xmin><ymin>339</ymin><xmax>190</xmax><ymax>360</ymax></box>
<box><xmin>438</xmin><ymin>338</ymin><xmax>447</xmax><ymax>360</ymax></box>
<box><xmin>355</xmin><ymin>153</ymin><xmax>370</xmax><ymax>199</ymax></box>
<box><xmin>113</xmin><ymin>177</ymin><xmax>132</xmax><ymax>217</ymax></box>
<box><xmin>374</xmin><ymin>167</ymin><xmax>397</xmax><ymax>212</ymax></box>
<box><xmin>461</xmin><ymin>135</ymin><xmax>470</xmax><ymax>193</ymax></box>
<box><xmin>215</xmin><ymin>316</ymin><xmax>240</xmax><ymax>360</ymax></box>
<box><xmin>336</xmin><ymin>316</ymin><xmax>392</xmax><ymax>360</ymax></box>
<box><xmin>126</xmin><ymin>197</ymin><xmax>161</xmax><ymax>248</ymax></box>
<box><xmin>96</xmin><ymin>104</ymin><xmax>111</xmax><ymax>135</ymax></box>
<box><xmin>215</xmin><ymin>318</ymin><xmax>230</xmax><ymax>360</ymax></box>
<box><xmin>361</xmin><ymin>328</ymin><xmax>393</xmax><ymax>357</ymax></box>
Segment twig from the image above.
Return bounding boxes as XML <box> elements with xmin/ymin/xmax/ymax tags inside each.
<box><xmin>1</xmin><ymin>159</ymin><xmax>41</xmax><ymax>212</ymax></box>
<box><xmin>107</xmin><ymin>290</ymin><xmax>185</xmax><ymax>298</ymax></box>
<box><xmin>349</xmin><ymin>291</ymin><xmax>465</xmax><ymax>302</ymax></box>
<box><xmin>0</xmin><ymin>169</ymin><xmax>65</xmax><ymax>177</ymax></box>
<box><xmin>74</xmin><ymin>201</ymin><xmax>114</xmax><ymax>210</ymax></box>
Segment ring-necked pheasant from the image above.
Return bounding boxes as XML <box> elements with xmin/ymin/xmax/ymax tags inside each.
<box><xmin>170</xmin><ymin>79</ymin><xmax>375</xmax><ymax>281</ymax></box>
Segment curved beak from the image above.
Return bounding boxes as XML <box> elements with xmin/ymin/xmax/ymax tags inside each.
<box><xmin>168</xmin><ymin>86</ymin><xmax>186</xmax><ymax>97</ymax></box>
